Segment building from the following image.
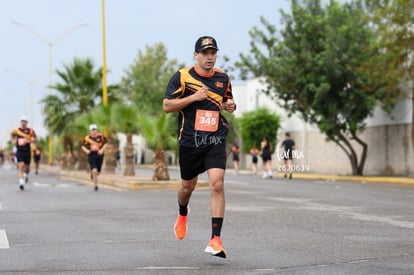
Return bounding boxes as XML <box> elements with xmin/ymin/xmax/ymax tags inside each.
<box><xmin>233</xmin><ymin>78</ymin><xmax>413</xmax><ymax>176</ymax></box>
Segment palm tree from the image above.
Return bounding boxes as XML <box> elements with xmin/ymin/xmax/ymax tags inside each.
<box><xmin>139</xmin><ymin>112</ymin><xmax>177</xmax><ymax>180</ymax></box>
<box><xmin>41</xmin><ymin>57</ymin><xmax>118</xmax><ymax>169</ymax></box>
<box><xmin>41</xmin><ymin>95</ymin><xmax>73</xmax><ymax>168</ymax></box>
<box><xmin>69</xmin><ymin>118</ymin><xmax>90</xmax><ymax>171</ymax></box>
<box><xmin>110</xmin><ymin>103</ymin><xmax>140</xmax><ymax>176</ymax></box>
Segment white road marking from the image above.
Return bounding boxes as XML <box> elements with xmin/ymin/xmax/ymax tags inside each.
<box><xmin>134</xmin><ymin>267</ymin><xmax>201</xmax><ymax>270</ymax></box>
<box><xmin>0</xmin><ymin>230</ymin><xmax>10</xmax><ymax>249</ymax></box>
<box><xmin>271</xmin><ymin>197</ymin><xmax>414</xmax><ymax>229</ymax></box>
<box><xmin>133</xmin><ymin>267</ymin><xmax>279</xmax><ymax>272</ymax></box>
<box><xmin>32</xmin><ymin>182</ymin><xmax>69</xmax><ymax>188</ymax></box>
<box><xmin>227</xmin><ymin>205</ymin><xmax>277</xmax><ymax>212</ymax></box>
<box><xmin>1</xmin><ymin>203</ymin><xmax>10</xmax><ymax>249</ymax></box>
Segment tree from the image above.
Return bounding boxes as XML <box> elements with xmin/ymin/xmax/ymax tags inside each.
<box><xmin>237</xmin><ymin>0</ymin><xmax>381</xmax><ymax>175</ymax></box>
<box><xmin>41</xmin><ymin>57</ymin><xmax>117</xmax><ymax>168</ymax></box>
<box><xmin>110</xmin><ymin>103</ymin><xmax>140</xmax><ymax>176</ymax></box>
<box><xmin>41</xmin><ymin>93</ymin><xmax>74</xmax><ymax>168</ymax></box>
<box><xmin>221</xmin><ymin>111</ymin><xmax>239</xmax><ymax>152</ymax></box>
<box><xmin>363</xmin><ymin>0</ymin><xmax>414</xmax><ymax>149</ymax></box>
<box><xmin>238</xmin><ymin>108</ymin><xmax>281</xmax><ymax>153</ymax></box>
<box><xmin>120</xmin><ymin>43</ymin><xmax>180</xmax><ymax>115</ymax></box>
<box><xmin>119</xmin><ymin>43</ymin><xmax>182</xmax><ymax>177</ymax></box>
<box><xmin>139</xmin><ymin>112</ymin><xmax>177</xmax><ymax>180</ymax></box>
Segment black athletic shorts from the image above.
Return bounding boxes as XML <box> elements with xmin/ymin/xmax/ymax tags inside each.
<box><xmin>88</xmin><ymin>152</ymin><xmax>104</xmax><ymax>172</ymax></box>
<box><xmin>262</xmin><ymin>153</ymin><xmax>272</xmax><ymax>162</ymax></box>
<box><xmin>16</xmin><ymin>150</ymin><xmax>31</xmax><ymax>165</ymax></box>
<box><xmin>283</xmin><ymin>150</ymin><xmax>293</xmax><ymax>160</ymax></box>
<box><xmin>252</xmin><ymin>155</ymin><xmax>258</xmax><ymax>164</ymax></box>
<box><xmin>34</xmin><ymin>155</ymin><xmax>41</xmax><ymax>163</ymax></box>
<box><xmin>179</xmin><ymin>142</ymin><xmax>226</xmax><ymax>180</ymax></box>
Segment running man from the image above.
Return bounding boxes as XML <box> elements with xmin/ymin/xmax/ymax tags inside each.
<box><xmin>0</xmin><ymin>148</ymin><xmax>4</xmax><ymax>165</ymax></box>
<box><xmin>230</xmin><ymin>144</ymin><xmax>240</xmax><ymax>175</ymax></box>
<box><xmin>249</xmin><ymin>145</ymin><xmax>259</xmax><ymax>175</ymax></box>
<box><xmin>280</xmin><ymin>132</ymin><xmax>295</xmax><ymax>179</ymax></box>
<box><xmin>81</xmin><ymin>124</ymin><xmax>107</xmax><ymax>191</ymax></box>
<box><xmin>261</xmin><ymin>136</ymin><xmax>273</xmax><ymax>179</ymax></box>
<box><xmin>11</xmin><ymin>116</ymin><xmax>37</xmax><ymax>190</ymax></box>
<box><xmin>33</xmin><ymin>145</ymin><xmax>42</xmax><ymax>175</ymax></box>
<box><xmin>163</xmin><ymin>36</ymin><xmax>236</xmax><ymax>258</ymax></box>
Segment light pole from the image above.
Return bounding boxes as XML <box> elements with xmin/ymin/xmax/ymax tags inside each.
<box><xmin>101</xmin><ymin>0</ymin><xmax>109</xmax><ymax>139</ymax></box>
<box><xmin>12</xmin><ymin>21</ymin><xmax>89</xmax><ymax>95</ymax></box>
<box><xmin>12</xmin><ymin>21</ymin><xmax>88</xmax><ymax>164</ymax></box>
<box><xmin>5</xmin><ymin>69</ymin><xmax>46</xmax><ymax>126</ymax></box>
<box><xmin>101</xmin><ymin>0</ymin><xmax>108</xmax><ymax>109</ymax></box>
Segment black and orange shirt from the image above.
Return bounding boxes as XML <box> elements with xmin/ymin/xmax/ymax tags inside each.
<box><xmin>165</xmin><ymin>65</ymin><xmax>233</xmax><ymax>148</ymax></box>
<box><xmin>83</xmin><ymin>133</ymin><xmax>107</xmax><ymax>152</ymax></box>
<box><xmin>12</xmin><ymin>127</ymin><xmax>36</xmax><ymax>152</ymax></box>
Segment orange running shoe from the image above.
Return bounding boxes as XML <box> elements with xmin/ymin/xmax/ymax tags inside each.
<box><xmin>174</xmin><ymin>213</ymin><xmax>188</xmax><ymax>240</ymax></box>
<box><xmin>204</xmin><ymin>236</ymin><xmax>227</xmax><ymax>258</ymax></box>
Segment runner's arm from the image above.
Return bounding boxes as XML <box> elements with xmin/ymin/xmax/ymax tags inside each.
<box><xmin>222</xmin><ymin>99</ymin><xmax>236</xmax><ymax>113</ymax></box>
<box><xmin>10</xmin><ymin>130</ymin><xmax>17</xmax><ymax>145</ymax></box>
<box><xmin>30</xmin><ymin>131</ymin><xmax>37</xmax><ymax>143</ymax></box>
<box><xmin>98</xmin><ymin>143</ymin><xmax>107</xmax><ymax>155</ymax></box>
<box><xmin>163</xmin><ymin>86</ymin><xmax>208</xmax><ymax>113</ymax></box>
<box><xmin>81</xmin><ymin>145</ymin><xmax>90</xmax><ymax>155</ymax></box>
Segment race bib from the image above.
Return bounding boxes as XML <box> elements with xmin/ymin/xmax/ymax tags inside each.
<box><xmin>18</xmin><ymin>138</ymin><xmax>28</xmax><ymax>146</ymax></box>
<box><xmin>90</xmin><ymin>144</ymin><xmax>100</xmax><ymax>151</ymax></box>
<box><xmin>194</xmin><ymin>109</ymin><xmax>219</xmax><ymax>132</ymax></box>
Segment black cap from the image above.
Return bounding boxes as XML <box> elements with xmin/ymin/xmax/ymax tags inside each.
<box><xmin>194</xmin><ymin>36</ymin><xmax>219</xmax><ymax>52</ymax></box>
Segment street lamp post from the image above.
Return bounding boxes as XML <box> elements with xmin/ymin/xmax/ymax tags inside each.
<box><xmin>101</xmin><ymin>0</ymin><xmax>108</xmax><ymax>109</ymax></box>
<box><xmin>101</xmin><ymin>0</ymin><xmax>109</xmax><ymax>139</ymax></box>
<box><xmin>5</xmin><ymin>69</ymin><xmax>46</xmax><ymax>126</ymax></box>
<box><xmin>12</xmin><ymin>21</ymin><xmax>88</xmax><ymax>164</ymax></box>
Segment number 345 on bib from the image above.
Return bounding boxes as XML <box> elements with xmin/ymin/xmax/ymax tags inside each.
<box><xmin>194</xmin><ymin>110</ymin><xmax>219</xmax><ymax>132</ymax></box>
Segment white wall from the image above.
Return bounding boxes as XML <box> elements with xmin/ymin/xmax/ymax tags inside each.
<box><xmin>116</xmin><ymin>133</ymin><xmax>147</xmax><ymax>165</ymax></box>
<box><xmin>365</xmin><ymin>99</ymin><xmax>412</xmax><ymax>127</ymax></box>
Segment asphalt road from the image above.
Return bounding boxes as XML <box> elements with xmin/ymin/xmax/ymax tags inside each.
<box><xmin>0</xmin><ymin>165</ymin><xmax>413</xmax><ymax>275</ymax></box>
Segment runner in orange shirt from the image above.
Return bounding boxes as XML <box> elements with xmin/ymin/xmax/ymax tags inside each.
<box><xmin>164</xmin><ymin>36</ymin><xmax>236</xmax><ymax>258</ymax></box>
<box><xmin>11</xmin><ymin>116</ymin><xmax>37</xmax><ymax>190</ymax></box>
<box><xmin>81</xmin><ymin>124</ymin><xmax>107</xmax><ymax>191</ymax></box>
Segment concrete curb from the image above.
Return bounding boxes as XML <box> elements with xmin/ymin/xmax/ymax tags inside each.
<box><xmin>59</xmin><ymin>170</ymin><xmax>209</xmax><ymax>191</ymax></box>
<box><xmin>289</xmin><ymin>173</ymin><xmax>414</xmax><ymax>187</ymax></box>
<box><xmin>41</xmin><ymin>165</ymin><xmax>414</xmax><ymax>189</ymax></box>
<box><xmin>236</xmin><ymin>169</ymin><xmax>414</xmax><ymax>187</ymax></box>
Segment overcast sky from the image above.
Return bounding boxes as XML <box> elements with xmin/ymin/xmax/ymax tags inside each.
<box><xmin>0</xmin><ymin>0</ymin><xmax>290</xmax><ymax>147</ymax></box>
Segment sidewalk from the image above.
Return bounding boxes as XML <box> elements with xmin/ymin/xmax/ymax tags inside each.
<box><xmin>242</xmin><ymin>170</ymin><xmax>414</xmax><ymax>187</ymax></box>
<box><xmin>60</xmin><ymin>170</ymin><xmax>191</xmax><ymax>191</ymax></box>
<box><xmin>39</xmin><ymin>165</ymin><xmax>414</xmax><ymax>190</ymax></box>
<box><xmin>286</xmin><ymin>172</ymin><xmax>414</xmax><ymax>187</ymax></box>
<box><xmin>40</xmin><ymin>165</ymin><xmax>208</xmax><ymax>191</ymax></box>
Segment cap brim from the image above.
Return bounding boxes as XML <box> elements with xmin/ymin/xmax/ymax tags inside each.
<box><xmin>198</xmin><ymin>45</ymin><xmax>218</xmax><ymax>52</ymax></box>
